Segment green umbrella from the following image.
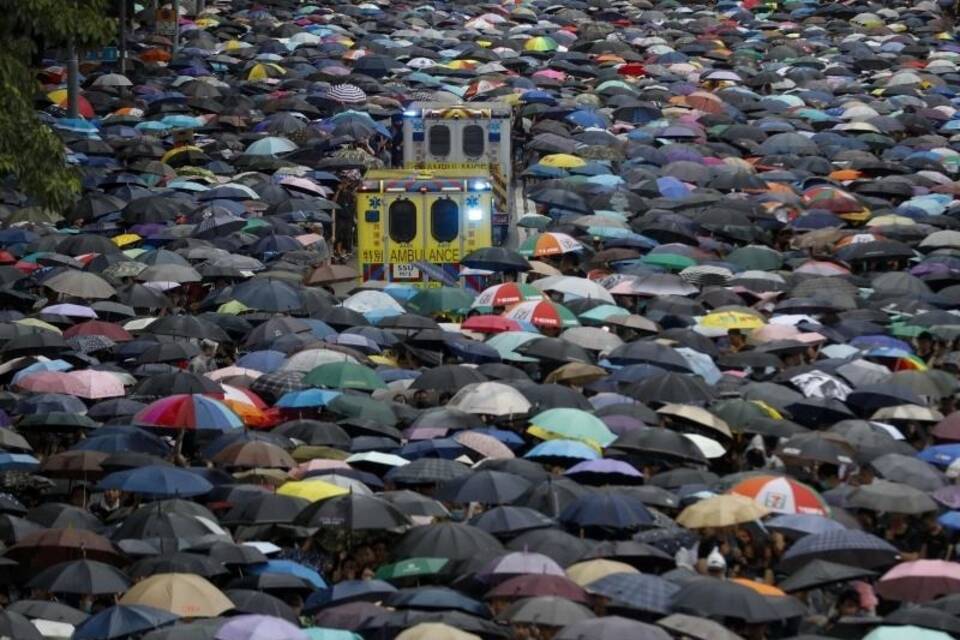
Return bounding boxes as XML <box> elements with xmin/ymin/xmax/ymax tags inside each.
<box><xmin>579</xmin><ymin>304</ymin><xmax>631</xmax><ymax>322</ymax></box>
<box><xmin>485</xmin><ymin>331</ymin><xmax>541</xmax><ymax>362</ymax></box>
<box><xmin>518</xmin><ymin>214</ymin><xmax>551</xmax><ymax>229</ymax></box>
<box><xmin>642</xmin><ymin>253</ymin><xmax>696</xmax><ymax>271</ymax></box>
<box><xmin>304</xmin><ymin>629</ymin><xmax>362</xmax><ymax>640</ymax></box>
<box><xmin>529</xmin><ymin>408</ymin><xmax>616</xmax><ymax>447</ymax></box>
<box><xmin>407</xmin><ymin>287</ymin><xmax>475</xmax><ymax>315</ymax></box>
<box><xmin>304</xmin><ymin>362</ymin><xmax>386</xmax><ymax>391</ymax></box>
<box><xmin>374</xmin><ymin>557</ymin><xmax>449</xmax><ymax>581</ymax></box>
<box><xmin>327</xmin><ymin>394</ymin><xmax>397</xmax><ymax>426</ymax></box>
<box><xmin>726</xmin><ymin>245</ymin><xmax>784</xmax><ymax>271</ymax></box>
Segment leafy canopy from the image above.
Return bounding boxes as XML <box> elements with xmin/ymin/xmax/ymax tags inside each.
<box><xmin>0</xmin><ymin>1</ymin><xmax>116</xmax><ymax>211</ymax></box>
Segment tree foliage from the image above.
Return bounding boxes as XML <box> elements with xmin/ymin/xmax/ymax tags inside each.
<box><xmin>0</xmin><ymin>1</ymin><xmax>116</xmax><ymax>211</ymax></box>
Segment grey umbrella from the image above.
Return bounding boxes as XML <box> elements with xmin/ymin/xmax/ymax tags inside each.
<box><xmin>44</xmin><ymin>271</ymin><xmax>117</xmax><ymax>300</ymax></box>
<box><xmin>656</xmin><ymin>614</ymin><xmax>745</xmax><ymax>640</ymax></box>
<box><xmin>846</xmin><ymin>480</ymin><xmax>938</xmax><ymax>515</ymax></box>
<box><xmin>555</xmin><ymin>616</ymin><xmax>671</xmax><ymax>640</ymax></box>
<box><xmin>500</xmin><ymin>596</ymin><xmax>595</xmax><ymax>628</ymax></box>
<box><xmin>870</xmin><ymin>454</ymin><xmax>946</xmax><ymax>492</ymax></box>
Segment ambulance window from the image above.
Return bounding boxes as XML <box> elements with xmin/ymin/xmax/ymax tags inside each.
<box><xmin>388</xmin><ymin>199</ymin><xmax>417</xmax><ymax>244</ymax></box>
<box><xmin>431</xmin><ymin>198</ymin><xmax>459</xmax><ymax>243</ymax></box>
<box><xmin>428</xmin><ymin>125</ymin><xmax>451</xmax><ymax>157</ymax></box>
<box><xmin>463</xmin><ymin>124</ymin><xmax>485</xmax><ymax>157</ymax></box>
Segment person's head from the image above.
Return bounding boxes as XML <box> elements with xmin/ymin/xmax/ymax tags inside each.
<box><xmin>104</xmin><ymin>489</ymin><xmax>121</xmax><ymax>505</ymax></box>
<box><xmin>918</xmin><ymin>331</ymin><xmax>934</xmax><ymax>353</ymax></box>
<box><xmin>706</xmin><ymin>548</ymin><xmax>727</xmax><ymax>577</ymax></box>
<box><xmin>201</xmin><ymin>339</ymin><xmax>217</xmax><ymax>356</ymax></box>
<box><xmin>836</xmin><ymin>589</ymin><xmax>860</xmax><ymax>617</ymax></box>
<box><xmin>728</xmin><ymin>329</ymin><xmax>746</xmax><ymax>348</ymax></box>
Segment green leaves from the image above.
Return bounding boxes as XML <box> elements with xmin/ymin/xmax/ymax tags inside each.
<box><xmin>0</xmin><ymin>0</ymin><xmax>116</xmax><ymax>210</ymax></box>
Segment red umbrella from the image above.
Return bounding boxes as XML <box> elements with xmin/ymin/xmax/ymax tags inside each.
<box><xmin>485</xmin><ymin>574</ymin><xmax>588</xmax><ymax>603</ymax></box>
<box><xmin>461</xmin><ymin>315</ymin><xmax>523</xmax><ymax>334</ymax></box>
<box><xmin>63</xmin><ymin>320</ymin><xmax>133</xmax><ymax>342</ymax></box>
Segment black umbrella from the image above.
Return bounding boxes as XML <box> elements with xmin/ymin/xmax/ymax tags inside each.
<box><xmin>409</xmin><ymin>365</ymin><xmax>487</xmax><ymax>392</ymax></box>
<box><xmin>28</xmin><ymin>559</ymin><xmax>131</xmax><ymax>595</ymax></box>
<box><xmin>470</xmin><ymin>506</ymin><xmax>555</xmax><ymax>537</ymax></box>
<box><xmin>672</xmin><ymin>577</ymin><xmax>806</xmax><ymax>624</ymax></box>
<box><xmin>461</xmin><ymin>247</ymin><xmax>531</xmax><ymax>272</ymax></box>
<box><xmin>437</xmin><ymin>471</ymin><xmax>532</xmax><ymax>506</ymax></box>
<box><xmin>777</xmin><ymin>559</ymin><xmax>877</xmax><ymax>593</ymax></box>
<box><xmin>393</xmin><ymin>522</ymin><xmax>503</xmax><ymax>562</ymax></box>
<box><xmin>221</xmin><ymin>493</ymin><xmax>310</xmax><ymax>526</ymax></box>
<box><xmin>506</xmin><ymin>529</ymin><xmax>592</xmax><ymax>568</ymax></box>
<box><xmin>294</xmin><ymin>493</ymin><xmax>412</xmax><ymax>530</ymax></box>
<box><xmin>884</xmin><ymin>607</ymin><xmax>960</xmax><ymax>634</ymax></box>
<box><xmin>224</xmin><ymin>589</ymin><xmax>299</xmax><ymax>624</ymax></box>
<box><xmin>129</xmin><ymin>552</ymin><xmax>227</xmax><ymax>579</ymax></box>
<box><xmin>7</xmin><ymin>600</ymin><xmax>88</xmax><ymax>625</ymax></box>
<box><xmin>608</xmin><ymin>428</ymin><xmax>708</xmax><ymax>465</ymax></box>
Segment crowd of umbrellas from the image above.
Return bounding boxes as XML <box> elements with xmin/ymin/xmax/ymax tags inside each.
<box><xmin>8</xmin><ymin>0</ymin><xmax>960</xmax><ymax>638</ymax></box>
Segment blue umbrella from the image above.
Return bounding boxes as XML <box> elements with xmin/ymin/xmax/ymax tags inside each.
<box><xmin>72</xmin><ymin>605</ymin><xmax>178</xmax><ymax>640</ymax></box>
<box><xmin>99</xmin><ymin>466</ymin><xmax>213</xmax><ymax>497</ymax></box>
<box><xmin>398</xmin><ymin>438</ymin><xmax>465</xmax><ymax>461</ymax></box>
<box><xmin>937</xmin><ymin>511</ymin><xmax>960</xmax><ymax>531</ymax></box>
<box><xmin>0</xmin><ymin>453</ymin><xmax>39</xmax><ymax>472</ymax></box>
<box><xmin>559</xmin><ymin>490</ymin><xmax>654</xmax><ymax>531</ymax></box>
<box><xmin>276</xmin><ymin>389</ymin><xmax>342</xmax><ymax>408</ymax></box>
<box><xmin>237</xmin><ymin>350</ymin><xmax>287</xmax><ymax>373</ymax></box>
<box><xmin>71</xmin><ymin>429</ymin><xmax>170</xmax><ymax>456</ymax></box>
<box><xmin>306</xmin><ymin>579</ymin><xmax>397</xmax><ymax>610</ymax></box>
<box><xmin>525</xmin><ymin>440</ymin><xmax>600</xmax><ymax>462</ymax></box>
<box><xmin>918</xmin><ymin>444</ymin><xmax>960</xmax><ymax>468</ymax></box>
<box><xmin>250</xmin><ymin>560</ymin><xmax>327</xmax><ymax>589</ymax></box>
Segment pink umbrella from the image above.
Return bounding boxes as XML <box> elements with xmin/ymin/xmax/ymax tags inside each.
<box><xmin>454</xmin><ymin>431</ymin><xmax>515</xmax><ymax>460</ymax></box>
<box><xmin>290</xmin><ymin>459</ymin><xmax>352</xmax><ymax>480</ymax></box>
<box><xmin>65</xmin><ymin>370</ymin><xmax>125</xmax><ymax>399</ymax></box>
<box><xmin>878</xmin><ymin>560</ymin><xmax>960</xmax><ymax>603</ymax></box>
<box><xmin>16</xmin><ymin>371</ymin><xmax>75</xmax><ymax>395</ymax></box>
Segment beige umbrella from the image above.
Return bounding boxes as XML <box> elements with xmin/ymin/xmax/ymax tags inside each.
<box><xmin>565</xmin><ymin>559</ymin><xmax>638</xmax><ymax>587</ymax></box>
<box><xmin>544</xmin><ymin>362</ymin><xmax>609</xmax><ymax>386</ymax></box>
<box><xmin>676</xmin><ymin>495</ymin><xmax>770</xmax><ymax>529</ymax></box>
<box><xmin>527</xmin><ymin>260</ymin><xmax>562</xmax><ymax>277</ymax></box>
<box><xmin>453</xmin><ymin>431</ymin><xmax>515</xmax><ymax>460</ymax></box>
<box><xmin>657</xmin><ymin>404</ymin><xmax>733</xmax><ymax>439</ymax></box>
<box><xmin>396</xmin><ymin>623</ymin><xmax>480</xmax><ymax>640</ymax></box>
<box><xmin>119</xmin><ymin>573</ymin><xmax>233</xmax><ymax>617</ymax></box>
<box><xmin>872</xmin><ymin>404</ymin><xmax>943</xmax><ymax>423</ymax></box>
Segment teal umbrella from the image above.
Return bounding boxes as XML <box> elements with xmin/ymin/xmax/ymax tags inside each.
<box><xmin>304</xmin><ymin>362</ymin><xmax>386</xmax><ymax>391</ymax></box>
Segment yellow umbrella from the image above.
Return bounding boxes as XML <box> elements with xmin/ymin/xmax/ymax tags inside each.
<box><xmin>565</xmin><ymin>559</ymin><xmax>638</xmax><ymax>586</ymax></box>
<box><xmin>161</xmin><ymin>145</ymin><xmax>204</xmax><ymax>164</ymax></box>
<box><xmin>396</xmin><ymin>623</ymin><xmax>480</xmax><ymax>640</ymax></box>
<box><xmin>699</xmin><ymin>311</ymin><xmax>765</xmax><ymax>331</ymax></box>
<box><xmin>120</xmin><ymin>573</ymin><xmax>233</xmax><ymax>617</ymax></box>
<box><xmin>539</xmin><ymin>153</ymin><xmax>586</xmax><ymax>169</ymax></box>
<box><xmin>15</xmin><ymin>318</ymin><xmax>62</xmax><ymax>334</ymax></box>
<box><xmin>277</xmin><ymin>479</ymin><xmax>349</xmax><ymax>502</ymax></box>
<box><xmin>677</xmin><ymin>494</ymin><xmax>770</xmax><ymax>529</ymax></box>
<box><xmin>112</xmin><ymin>233</ymin><xmax>142</xmax><ymax>247</ymax></box>
<box><xmin>217</xmin><ymin>300</ymin><xmax>249</xmax><ymax>315</ymax></box>
<box><xmin>248</xmin><ymin>62</ymin><xmax>286</xmax><ymax>81</ymax></box>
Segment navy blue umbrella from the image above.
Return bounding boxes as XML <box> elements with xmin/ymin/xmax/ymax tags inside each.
<box><xmin>99</xmin><ymin>466</ymin><xmax>213</xmax><ymax>498</ymax></box>
<box><xmin>384</xmin><ymin>587</ymin><xmax>490</xmax><ymax>617</ymax></box>
<box><xmin>559</xmin><ymin>490</ymin><xmax>655</xmax><ymax>534</ymax></box>
<box><xmin>71</xmin><ymin>428</ymin><xmax>171</xmax><ymax>456</ymax></box>
<box><xmin>779</xmin><ymin>529</ymin><xmax>901</xmax><ymax>572</ymax></box>
<box><xmin>585</xmin><ymin>573</ymin><xmax>679</xmax><ymax>615</ymax></box>
<box><xmin>306</xmin><ymin>579</ymin><xmax>398</xmax><ymax>611</ymax></box>
<box><xmin>72</xmin><ymin>605</ymin><xmax>179</xmax><ymax>640</ymax></box>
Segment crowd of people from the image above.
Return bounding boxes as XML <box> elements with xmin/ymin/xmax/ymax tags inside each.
<box><xmin>3</xmin><ymin>0</ymin><xmax>960</xmax><ymax>638</ymax></box>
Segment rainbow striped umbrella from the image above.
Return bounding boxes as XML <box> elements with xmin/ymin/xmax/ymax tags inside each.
<box><xmin>134</xmin><ymin>394</ymin><xmax>243</xmax><ymax>432</ymax></box>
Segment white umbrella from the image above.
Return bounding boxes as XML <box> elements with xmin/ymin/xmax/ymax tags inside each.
<box><xmin>449</xmin><ymin>382</ymin><xmax>532</xmax><ymax>416</ymax></box>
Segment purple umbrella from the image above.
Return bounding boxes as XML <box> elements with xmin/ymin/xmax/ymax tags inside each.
<box><xmin>933</xmin><ymin>485</ymin><xmax>960</xmax><ymax>510</ymax></box>
<box><xmin>600</xmin><ymin>415</ymin><xmax>648</xmax><ymax>435</ymax></box>
<box><xmin>479</xmin><ymin>551</ymin><xmax>565</xmax><ymax>580</ymax></box>
<box><xmin>214</xmin><ymin>615</ymin><xmax>308</xmax><ymax>640</ymax></box>
<box><xmin>564</xmin><ymin>459</ymin><xmax>643</xmax><ymax>485</ymax></box>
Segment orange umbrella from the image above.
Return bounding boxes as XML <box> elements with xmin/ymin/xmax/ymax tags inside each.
<box><xmin>732</xmin><ymin>579</ymin><xmax>787</xmax><ymax>597</ymax></box>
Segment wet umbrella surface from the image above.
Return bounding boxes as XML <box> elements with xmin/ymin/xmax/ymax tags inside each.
<box><xmin>8</xmin><ymin>0</ymin><xmax>960</xmax><ymax>638</ymax></box>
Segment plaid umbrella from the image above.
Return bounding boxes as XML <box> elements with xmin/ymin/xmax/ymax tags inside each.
<box><xmin>585</xmin><ymin>573</ymin><xmax>680</xmax><ymax>615</ymax></box>
<box><xmin>250</xmin><ymin>371</ymin><xmax>307</xmax><ymax>402</ymax></box>
<box><xmin>386</xmin><ymin>458</ymin><xmax>472</xmax><ymax>485</ymax></box>
<box><xmin>779</xmin><ymin>529</ymin><xmax>901</xmax><ymax>572</ymax></box>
